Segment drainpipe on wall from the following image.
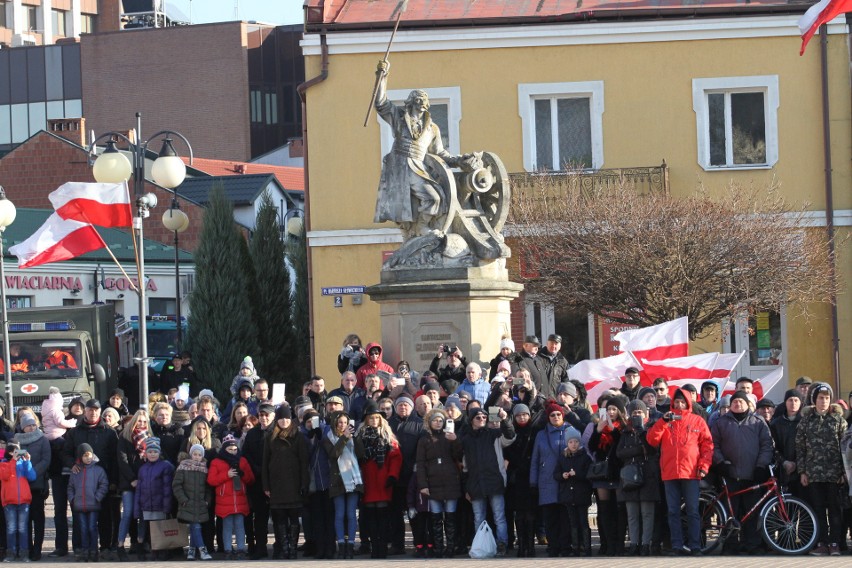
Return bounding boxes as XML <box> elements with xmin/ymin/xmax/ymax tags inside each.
<box><xmin>296</xmin><ymin>31</ymin><xmax>328</xmax><ymax>375</ymax></box>
<box><xmin>818</xmin><ymin>24</ymin><xmax>840</xmax><ymax>394</ymax></box>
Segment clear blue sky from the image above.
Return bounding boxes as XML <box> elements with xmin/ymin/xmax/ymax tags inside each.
<box><xmin>171</xmin><ymin>0</ymin><xmax>304</xmax><ymax>25</ymax></box>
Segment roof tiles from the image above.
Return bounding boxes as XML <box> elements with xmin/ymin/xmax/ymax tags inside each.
<box><xmin>181</xmin><ymin>157</ymin><xmax>304</xmax><ymax>192</ymax></box>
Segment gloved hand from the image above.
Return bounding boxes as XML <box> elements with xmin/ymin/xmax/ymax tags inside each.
<box><xmin>385</xmin><ymin>476</ymin><xmax>397</xmax><ymax>488</ymax></box>
<box><xmin>753</xmin><ymin>466</ymin><xmax>770</xmax><ymax>483</ymax></box>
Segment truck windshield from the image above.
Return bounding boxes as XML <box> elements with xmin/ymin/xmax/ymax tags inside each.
<box><xmin>1</xmin><ymin>339</ymin><xmax>82</xmax><ymax>379</ymax></box>
<box><xmin>147</xmin><ymin>329</ymin><xmax>179</xmax><ymax>358</ymax></box>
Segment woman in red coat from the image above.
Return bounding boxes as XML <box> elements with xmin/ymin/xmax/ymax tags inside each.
<box><xmin>355</xmin><ymin>401</ymin><xmax>402</xmax><ymax>559</ymax></box>
<box><xmin>207</xmin><ymin>435</ymin><xmax>255</xmax><ymax>559</ymax></box>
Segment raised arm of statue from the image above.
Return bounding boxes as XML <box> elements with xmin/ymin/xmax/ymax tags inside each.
<box><xmin>375</xmin><ymin>60</ymin><xmax>390</xmax><ymax>109</ymax></box>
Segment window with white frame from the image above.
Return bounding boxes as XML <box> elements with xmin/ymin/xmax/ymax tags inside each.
<box><xmin>518</xmin><ymin>81</ymin><xmax>604</xmax><ymax>171</ymax></box>
<box><xmin>693</xmin><ymin>76</ymin><xmax>779</xmax><ymax>170</ymax></box>
<box><xmin>377</xmin><ymin>86</ymin><xmax>461</xmax><ymax>159</ymax></box>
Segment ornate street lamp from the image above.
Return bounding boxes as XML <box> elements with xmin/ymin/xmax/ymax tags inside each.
<box><xmin>162</xmin><ymin>198</ymin><xmax>189</xmax><ymax>346</ymax></box>
<box><xmin>88</xmin><ymin>113</ymin><xmax>192</xmax><ymax>410</ymax></box>
<box><xmin>0</xmin><ymin>187</ymin><xmax>16</xmax><ymax>411</ymax></box>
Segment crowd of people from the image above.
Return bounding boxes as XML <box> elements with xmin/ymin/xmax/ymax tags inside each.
<box><xmin>0</xmin><ymin>334</ymin><xmax>851</xmax><ymax>562</ymax></box>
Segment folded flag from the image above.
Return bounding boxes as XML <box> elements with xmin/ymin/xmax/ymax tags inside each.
<box><xmin>49</xmin><ymin>181</ymin><xmax>132</xmax><ymax>228</ymax></box>
<box><xmin>9</xmin><ymin>213</ymin><xmax>104</xmax><ymax>268</ymax></box>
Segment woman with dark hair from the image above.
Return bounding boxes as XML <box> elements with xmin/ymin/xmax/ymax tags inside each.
<box><xmin>587</xmin><ymin>393</ymin><xmax>628</xmax><ymax>556</ymax></box>
<box><xmin>115</xmin><ymin>410</ymin><xmax>149</xmax><ymax>560</ymax></box>
<box><xmin>262</xmin><ymin>406</ymin><xmax>309</xmax><ymax>559</ymax></box>
<box><xmin>355</xmin><ymin>402</ymin><xmax>402</xmax><ymax>559</ymax></box>
<box><xmin>14</xmin><ymin>412</ymin><xmax>50</xmax><ymax>561</ymax></box>
<box><xmin>338</xmin><ymin>334</ymin><xmax>367</xmax><ymax>374</ymax></box>
<box><xmin>323</xmin><ymin>411</ymin><xmax>362</xmax><ymax>558</ymax></box>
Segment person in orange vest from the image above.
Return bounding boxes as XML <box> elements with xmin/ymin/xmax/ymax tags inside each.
<box><xmin>9</xmin><ymin>345</ymin><xmax>30</xmax><ymax>373</ymax></box>
<box><xmin>45</xmin><ymin>348</ymin><xmax>77</xmax><ymax>370</ymax></box>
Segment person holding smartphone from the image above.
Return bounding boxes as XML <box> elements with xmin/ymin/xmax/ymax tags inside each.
<box><xmin>1</xmin><ymin>440</ymin><xmax>37</xmax><ymax>562</ymax></box>
<box><xmin>415</xmin><ymin>409</ymin><xmax>463</xmax><ymax>557</ymax></box>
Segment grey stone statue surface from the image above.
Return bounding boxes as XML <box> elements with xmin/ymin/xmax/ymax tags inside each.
<box><xmin>373</xmin><ymin>60</ymin><xmax>511</xmax><ymax>269</ymax></box>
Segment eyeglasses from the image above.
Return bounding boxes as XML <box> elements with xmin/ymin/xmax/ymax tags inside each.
<box><xmin>473</xmin><ymin>415</ymin><xmax>487</xmax><ymax>420</ymax></box>
<box><xmin>549</xmin><ymin>412</ymin><xmax>563</xmax><ymax>418</ymax></box>
<box><xmin>655</xmin><ymin>387</ymin><xmax>668</xmax><ymax>392</ymax></box>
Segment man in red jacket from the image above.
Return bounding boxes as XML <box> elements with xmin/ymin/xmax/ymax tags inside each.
<box><xmin>646</xmin><ymin>389</ymin><xmax>713</xmax><ymax>556</ymax></box>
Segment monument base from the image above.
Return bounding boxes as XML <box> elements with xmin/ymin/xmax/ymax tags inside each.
<box><xmin>366</xmin><ymin>260</ymin><xmax>523</xmax><ymax>373</ymax></box>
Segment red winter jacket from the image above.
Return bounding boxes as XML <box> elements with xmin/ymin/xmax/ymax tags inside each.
<box><xmin>355</xmin><ymin>342</ymin><xmax>394</xmax><ymax>390</ymax></box>
<box><xmin>646</xmin><ymin>390</ymin><xmax>713</xmax><ymax>481</ymax></box>
<box><xmin>207</xmin><ymin>456</ymin><xmax>255</xmax><ymax>517</ymax></box>
<box><xmin>356</xmin><ymin>439</ymin><xmax>402</xmax><ymax>504</ymax></box>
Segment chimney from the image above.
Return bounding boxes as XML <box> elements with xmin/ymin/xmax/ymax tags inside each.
<box><xmin>235</xmin><ymin>164</ymin><xmax>247</xmax><ymax>174</ymax></box>
<box><xmin>288</xmin><ymin>139</ymin><xmax>304</xmax><ymax>158</ymax></box>
<box><xmin>48</xmin><ymin>117</ymin><xmax>87</xmax><ymax>147</ymax></box>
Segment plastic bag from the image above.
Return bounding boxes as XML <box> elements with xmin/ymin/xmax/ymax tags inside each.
<box><xmin>469</xmin><ymin>520</ymin><xmax>497</xmax><ymax>559</ymax></box>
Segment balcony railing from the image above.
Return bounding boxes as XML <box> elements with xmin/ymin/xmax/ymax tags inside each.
<box><xmin>509</xmin><ymin>161</ymin><xmax>669</xmax><ymax>197</ymax></box>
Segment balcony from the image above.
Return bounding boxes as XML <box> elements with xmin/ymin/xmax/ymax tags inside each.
<box><xmin>509</xmin><ymin>161</ymin><xmax>669</xmax><ymax>197</ymax></box>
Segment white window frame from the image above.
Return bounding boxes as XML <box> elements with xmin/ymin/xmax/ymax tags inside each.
<box><xmin>518</xmin><ymin>81</ymin><xmax>605</xmax><ymax>171</ymax></box>
<box><xmin>693</xmin><ymin>75</ymin><xmax>779</xmax><ymax>171</ymax></box>
<box><xmin>377</xmin><ymin>86</ymin><xmax>462</xmax><ymax>159</ymax></box>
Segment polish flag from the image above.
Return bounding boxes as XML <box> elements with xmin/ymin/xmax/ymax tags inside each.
<box><xmin>721</xmin><ymin>366</ymin><xmax>785</xmax><ymax>401</ymax></box>
<box><xmin>640</xmin><ymin>352</ymin><xmax>745</xmax><ymax>398</ymax></box>
<box><xmin>614</xmin><ymin>317</ymin><xmax>689</xmax><ymax>362</ymax></box>
<box><xmin>9</xmin><ymin>213</ymin><xmax>105</xmax><ymax>268</ymax></box>
<box><xmin>49</xmin><ymin>182</ymin><xmax>132</xmax><ymax>228</ymax></box>
<box><xmin>569</xmin><ymin>352</ymin><xmax>639</xmax><ymax>410</ymax></box>
<box><xmin>798</xmin><ymin>0</ymin><xmax>852</xmax><ymax>55</ymax></box>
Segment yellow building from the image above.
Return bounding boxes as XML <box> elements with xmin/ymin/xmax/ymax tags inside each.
<box><xmin>301</xmin><ymin>0</ymin><xmax>851</xmax><ymax>398</ymax></box>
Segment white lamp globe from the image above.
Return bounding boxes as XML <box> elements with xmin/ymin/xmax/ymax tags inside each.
<box><xmin>162</xmin><ymin>208</ymin><xmax>189</xmax><ymax>233</ymax></box>
<box><xmin>0</xmin><ymin>195</ymin><xmax>16</xmax><ymax>229</ymax></box>
<box><xmin>151</xmin><ymin>138</ymin><xmax>187</xmax><ymax>189</ymax></box>
<box><xmin>92</xmin><ymin>142</ymin><xmax>132</xmax><ymax>184</ymax></box>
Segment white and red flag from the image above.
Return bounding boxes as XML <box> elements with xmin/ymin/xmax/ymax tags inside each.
<box><xmin>798</xmin><ymin>0</ymin><xmax>852</xmax><ymax>55</ymax></box>
<box><xmin>721</xmin><ymin>366</ymin><xmax>785</xmax><ymax>400</ymax></box>
<box><xmin>640</xmin><ymin>351</ymin><xmax>745</xmax><ymax>398</ymax></box>
<box><xmin>568</xmin><ymin>352</ymin><xmax>639</xmax><ymax>410</ymax></box>
<box><xmin>49</xmin><ymin>182</ymin><xmax>132</xmax><ymax>228</ymax></box>
<box><xmin>9</xmin><ymin>213</ymin><xmax>105</xmax><ymax>268</ymax></box>
<box><xmin>614</xmin><ymin>317</ymin><xmax>689</xmax><ymax>362</ymax></box>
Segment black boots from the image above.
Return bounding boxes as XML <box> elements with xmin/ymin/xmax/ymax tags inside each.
<box><xmin>287</xmin><ymin>524</ymin><xmax>300</xmax><ymax>560</ymax></box>
<box><xmin>272</xmin><ymin>522</ymin><xmax>286</xmax><ymax>560</ymax></box>
<box><xmin>444</xmin><ymin>513</ymin><xmax>457</xmax><ymax>558</ymax></box>
<box><xmin>430</xmin><ymin>514</ymin><xmax>445</xmax><ymax>558</ymax></box>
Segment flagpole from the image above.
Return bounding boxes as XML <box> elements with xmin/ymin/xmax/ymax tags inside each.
<box><xmin>91</xmin><ymin>228</ymin><xmax>138</xmax><ymax>293</ymax></box>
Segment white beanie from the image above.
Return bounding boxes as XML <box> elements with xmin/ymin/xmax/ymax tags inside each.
<box><xmin>500</xmin><ymin>338</ymin><xmax>515</xmax><ymax>352</ymax></box>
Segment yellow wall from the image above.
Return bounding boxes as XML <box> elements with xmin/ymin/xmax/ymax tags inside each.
<box><xmin>305</xmin><ymin>28</ymin><xmax>852</xmax><ymax>390</ymax></box>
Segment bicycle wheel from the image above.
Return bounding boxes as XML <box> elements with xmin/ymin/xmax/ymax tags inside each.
<box><xmin>681</xmin><ymin>492</ymin><xmax>727</xmax><ymax>553</ymax></box>
<box><xmin>760</xmin><ymin>495</ymin><xmax>818</xmax><ymax>554</ymax></box>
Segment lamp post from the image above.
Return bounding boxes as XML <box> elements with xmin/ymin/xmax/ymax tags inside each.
<box><xmin>162</xmin><ymin>198</ymin><xmax>189</xmax><ymax>346</ymax></box>
<box><xmin>0</xmin><ymin>187</ymin><xmax>16</xmax><ymax>412</ymax></box>
<box><xmin>88</xmin><ymin>113</ymin><xmax>192</xmax><ymax>410</ymax></box>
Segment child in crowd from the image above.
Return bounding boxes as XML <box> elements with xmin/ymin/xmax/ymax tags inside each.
<box><xmin>41</xmin><ymin>386</ymin><xmax>78</xmax><ymax>441</ymax></box>
<box><xmin>0</xmin><ymin>440</ymin><xmax>36</xmax><ymax>562</ymax></box>
<box><xmin>208</xmin><ymin>435</ymin><xmax>254</xmax><ymax>559</ymax></box>
<box><xmin>133</xmin><ymin>437</ymin><xmax>175</xmax><ymax>561</ymax></box>
<box><xmin>555</xmin><ymin>430</ymin><xmax>593</xmax><ymax>556</ymax></box>
<box><xmin>68</xmin><ymin>443</ymin><xmax>108</xmax><ymax>563</ymax></box>
<box><xmin>173</xmin><ymin>444</ymin><xmax>213</xmax><ymax>561</ymax></box>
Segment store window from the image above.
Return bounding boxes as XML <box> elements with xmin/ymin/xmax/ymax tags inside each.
<box><xmin>7</xmin><ymin>296</ymin><xmax>32</xmax><ymax>309</ymax></box>
<box><xmin>693</xmin><ymin>76</ymin><xmax>779</xmax><ymax>170</ymax></box>
<box><xmin>518</xmin><ymin>81</ymin><xmax>604</xmax><ymax>171</ymax></box>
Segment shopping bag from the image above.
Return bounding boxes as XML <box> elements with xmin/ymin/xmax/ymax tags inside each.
<box><xmin>469</xmin><ymin>520</ymin><xmax>497</xmax><ymax>559</ymax></box>
<box><xmin>149</xmin><ymin>518</ymin><xmax>188</xmax><ymax>551</ymax></box>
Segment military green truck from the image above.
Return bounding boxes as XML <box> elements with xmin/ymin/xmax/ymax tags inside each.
<box><xmin>2</xmin><ymin>304</ymin><xmax>116</xmax><ymax>413</ymax></box>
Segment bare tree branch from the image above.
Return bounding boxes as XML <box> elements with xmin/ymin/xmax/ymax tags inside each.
<box><xmin>508</xmin><ymin>172</ymin><xmax>844</xmax><ymax>341</ymax></box>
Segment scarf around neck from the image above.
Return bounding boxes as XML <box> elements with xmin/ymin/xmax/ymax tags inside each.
<box><xmin>327</xmin><ymin>430</ymin><xmax>362</xmax><ymax>492</ymax></box>
<box><xmin>360</xmin><ymin>426</ymin><xmax>389</xmax><ymax>467</ymax></box>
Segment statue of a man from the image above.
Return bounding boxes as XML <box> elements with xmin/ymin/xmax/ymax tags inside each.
<box><xmin>373</xmin><ymin>60</ymin><xmax>466</xmax><ymax>239</ymax></box>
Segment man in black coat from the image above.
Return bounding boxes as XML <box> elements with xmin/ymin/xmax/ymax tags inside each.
<box><xmin>518</xmin><ymin>336</ymin><xmax>547</xmax><ymax>396</ymax></box>
<box><xmin>387</xmin><ymin>396</ymin><xmax>424</xmax><ymax>555</ymax></box>
<box><xmin>61</xmin><ymin>399</ymin><xmax>119</xmax><ymax>555</ymax></box>
<box><xmin>536</xmin><ymin>334</ymin><xmax>570</xmax><ymax>399</ymax></box>
<box><xmin>243</xmin><ymin>403</ymin><xmax>276</xmax><ymax>559</ymax></box>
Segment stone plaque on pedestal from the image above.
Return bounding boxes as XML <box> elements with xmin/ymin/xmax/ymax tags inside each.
<box><xmin>366</xmin><ymin>261</ymin><xmax>523</xmax><ymax>369</ymax></box>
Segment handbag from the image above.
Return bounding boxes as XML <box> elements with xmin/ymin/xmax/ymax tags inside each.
<box><xmin>587</xmin><ymin>458</ymin><xmax>610</xmax><ymax>481</ymax></box>
<box><xmin>469</xmin><ymin>520</ymin><xmax>497</xmax><ymax>559</ymax></box>
<box><xmin>149</xmin><ymin>518</ymin><xmax>189</xmax><ymax>551</ymax></box>
<box><xmin>620</xmin><ymin>462</ymin><xmax>645</xmax><ymax>491</ymax></box>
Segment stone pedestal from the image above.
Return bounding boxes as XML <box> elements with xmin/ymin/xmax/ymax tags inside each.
<box><xmin>366</xmin><ymin>261</ymin><xmax>523</xmax><ymax>373</ymax></box>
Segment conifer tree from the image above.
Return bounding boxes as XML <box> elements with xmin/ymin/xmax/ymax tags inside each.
<box><xmin>249</xmin><ymin>192</ymin><xmax>295</xmax><ymax>391</ymax></box>
<box><xmin>288</xmin><ymin>216</ymin><xmax>311</xmax><ymax>384</ymax></box>
<box><xmin>186</xmin><ymin>184</ymin><xmax>258</xmax><ymax>399</ymax></box>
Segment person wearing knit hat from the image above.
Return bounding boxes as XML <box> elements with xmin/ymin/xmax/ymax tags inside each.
<box><xmin>274</xmin><ymin>405</ymin><xmax>292</xmax><ymax>422</ymax></box>
<box><xmin>496</xmin><ymin>360</ymin><xmax>512</xmax><ymax>380</ymax></box>
<box><xmin>638</xmin><ymin>386</ymin><xmax>657</xmax><ymax>409</ymax></box>
<box><xmin>769</xmin><ymin>389</ymin><xmax>802</xmax><ymax>494</ymax></box>
<box><xmin>710</xmin><ymin>387</ymin><xmax>774</xmax><ymax>555</ymax></box>
<box><xmin>794</xmin><ymin>381</ymin><xmax>846</xmax><ymax>555</ymax></box>
<box><xmin>190</xmin><ymin>444</ymin><xmax>206</xmax><ymax>458</ymax></box>
<box><xmin>143</xmin><ymin>437</ymin><xmax>162</xmax><ymax>455</ymax></box>
<box><xmin>606</xmin><ymin>394</ymin><xmax>628</xmax><ymax>418</ymax></box>
<box><xmin>209</xmin><ymin>431</ymin><xmax>255</xmax><ymax>559</ymax></box>
<box><xmin>618</xmin><ymin>398</ymin><xmax>657</xmax><ymax>556</ymax></box>
<box><xmin>488</xmin><ymin>337</ymin><xmax>517</xmax><ymax>380</ymax></box>
<box><xmin>755</xmin><ymin>398</ymin><xmax>775</xmax><ymax>422</ymax></box>
<box><xmin>101</xmin><ymin>406</ymin><xmax>121</xmax><ymax>429</ymax></box>
<box><xmin>440</xmin><ymin>379</ymin><xmax>459</xmax><ymax>396</ymax></box>
<box><xmin>67</xmin><ymin>441</ymin><xmax>107</xmax><ymax>562</ymax></box>
<box><xmin>531</xmin><ymin>398</ymin><xmax>575</xmax><ymax>557</ymax></box>
<box><xmin>512</xmin><ymin>403</ymin><xmax>531</xmax><ymax>418</ymax></box>
<box><xmin>794</xmin><ymin>376</ymin><xmax>813</xmax><ymax>399</ymax></box>
<box><xmin>394</xmin><ymin>395</ymin><xmax>414</xmax><ymax>410</ymax></box>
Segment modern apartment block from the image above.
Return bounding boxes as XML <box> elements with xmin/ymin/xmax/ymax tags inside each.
<box><xmin>0</xmin><ymin>0</ymin><xmax>121</xmax><ymax>47</ymax></box>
